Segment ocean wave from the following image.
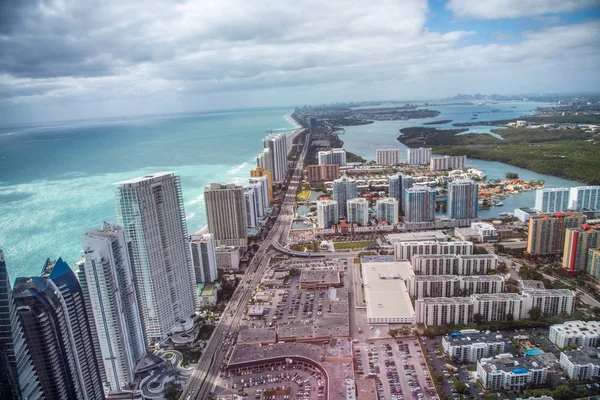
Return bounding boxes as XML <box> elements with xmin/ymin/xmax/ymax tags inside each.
<box><xmin>188</xmin><ymin>193</ymin><xmax>204</xmax><ymax>205</ymax></box>
<box><xmin>227</xmin><ymin>161</ymin><xmax>249</xmax><ymax>175</ymax></box>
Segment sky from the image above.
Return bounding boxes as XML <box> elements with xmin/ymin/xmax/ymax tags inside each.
<box><xmin>1</xmin><ymin>0</ymin><xmax>599</xmax><ymax>124</ymax></box>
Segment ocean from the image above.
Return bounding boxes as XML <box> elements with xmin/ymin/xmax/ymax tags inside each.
<box><xmin>0</xmin><ymin>108</ymin><xmax>299</xmax><ymax>279</ymax></box>
<box><xmin>0</xmin><ymin>101</ymin><xmax>584</xmax><ymax>279</ymax></box>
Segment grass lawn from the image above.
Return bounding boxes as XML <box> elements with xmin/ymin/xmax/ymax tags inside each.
<box><xmin>333</xmin><ymin>240</ymin><xmax>377</xmax><ymax>250</ymax></box>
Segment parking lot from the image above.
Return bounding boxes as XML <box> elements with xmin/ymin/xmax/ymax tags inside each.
<box><xmin>223</xmin><ymin>360</ymin><xmax>326</xmax><ymax>400</ymax></box>
<box><xmin>354</xmin><ymin>339</ymin><xmax>437</xmax><ymax>400</ymax></box>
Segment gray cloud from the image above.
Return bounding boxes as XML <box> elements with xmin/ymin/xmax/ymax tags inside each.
<box><xmin>0</xmin><ymin>0</ymin><xmax>599</xmax><ymax>123</ymax></box>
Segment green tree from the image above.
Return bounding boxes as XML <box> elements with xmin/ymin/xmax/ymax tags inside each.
<box><xmin>506</xmin><ymin>313</ymin><xmax>514</xmax><ymax>322</ymax></box>
<box><xmin>505</xmin><ymin>172</ymin><xmax>519</xmax><ymax>180</ymax></box>
<box><xmin>528</xmin><ymin>307</ymin><xmax>542</xmax><ymax>321</ymax></box>
<box><xmin>497</xmin><ymin>262</ymin><xmax>508</xmax><ymax>274</ymax></box>
<box><xmin>592</xmin><ymin>306</ymin><xmax>600</xmax><ymax>315</ymax></box>
<box><xmin>164</xmin><ymin>382</ymin><xmax>179</xmax><ymax>400</ymax></box>
<box><xmin>473</xmin><ymin>313</ymin><xmax>484</xmax><ymax>323</ymax></box>
<box><xmin>563</xmin><ymin>343</ymin><xmax>580</xmax><ymax>351</ymax></box>
<box><xmin>388</xmin><ymin>329</ymin><xmax>398</xmax><ymax>338</ymax></box>
<box><xmin>453</xmin><ymin>380</ymin><xmax>467</xmax><ymax>394</ymax></box>
<box><xmin>553</xmin><ymin>385</ymin><xmax>576</xmax><ymax>400</ymax></box>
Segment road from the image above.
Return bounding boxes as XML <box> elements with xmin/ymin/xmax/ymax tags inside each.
<box><xmin>181</xmin><ymin>134</ymin><xmax>311</xmax><ymax>400</ymax></box>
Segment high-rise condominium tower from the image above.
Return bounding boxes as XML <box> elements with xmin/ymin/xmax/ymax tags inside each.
<box><xmin>448</xmin><ymin>179</ymin><xmax>479</xmax><ymax>220</ymax></box>
<box><xmin>189</xmin><ymin>233</ymin><xmax>218</xmax><ymax>283</ymax></box>
<box><xmin>81</xmin><ymin>222</ymin><xmax>147</xmax><ymax>393</ymax></box>
<box><xmin>0</xmin><ymin>249</ymin><xmax>43</xmax><ymax>400</ymax></box>
<box><xmin>204</xmin><ymin>182</ymin><xmax>248</xmax><ymax>247</ymax></box>
<box><xmin>259</xmin><ymin>133</ymin><xmax>288</xmax><ymax>183</ymax></box>
<box><xmin>404</xmin><ymin>186</ymin><xmax>436</xmax><ymax>223</ymax></box>
<box><xmin>14</xmin><ymin>258</ymin><xmax>104</xmax><ymax>400</ymax></box>
<box><xmin>332</xmin><ymin>175</ymin><xmax>359</xmax><ymax>218</ymax></box>
<box><xmin>389</xmin><ymin>173</ymin><xmax>413</xmax><ymax>212</ymax></box>
<box><xmin>376</xmin><ymin>149</ymin><xmax>399</xmax><ymax>165</ymax></box>
<box><xmin>407</xmin><ymin>147</ymin><xmax>432</xmax><ymax>165</ymax></box>
<box><xmin>376</xmin><ymin>197</ymin><xmax>399</xmax><ymax>224</ymax></box>
<box><xmin>115</xmin><ymin>172</ymin><xmax>197</xmax><ymax>344</ymax></box>
<box><xmin>535</xmin><ymin>188</ymin><xmax>570</xmax><ymax>213</ymax></box>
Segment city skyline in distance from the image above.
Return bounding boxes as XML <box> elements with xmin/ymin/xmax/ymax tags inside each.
<box><xmin>0</xmin><ymin>0</ymin><xmax>599</xmax><ymax>124</ymax></box>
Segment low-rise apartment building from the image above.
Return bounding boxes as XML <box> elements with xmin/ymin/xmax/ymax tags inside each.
<box><xmin>477</xmin><ymin>355</ymin><xmax>547</xmax><ymax>391</ymax></box>
<box><xmin>559</xmin><ymin>348</ymin><xmax>600</xmax><ymax>381</ymax></box>
<box><xmin>549</xmin><ymin>320</ymin><xmax>600</xmax><ymax>349</ymax></box>
<box><xmin>442</xmin><ymin>330</ymin><xmax>506</xmax><ymax>362</ymax></box>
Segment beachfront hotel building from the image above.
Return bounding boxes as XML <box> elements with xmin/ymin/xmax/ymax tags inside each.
<box><xmin>549</xmin><ymin>321</ymin><xmax>600</xmax><ymax>349</ymax></box>
<box><xmin>526</xmin><ymin>212</ymin><xmax>586</xmax><ymax>256</ymax></box>
<box><xmin>569</xmin><ymin>186</ymin><xmax>600</xmax><ymax>211</ymax></box>
<box><xmin>376</xmin><ymin>149</ymin><xmax>400</xmax><ymax>165</ymax></box>
<box><xmin>0</xmin><ymin>249</ymin><xmax>43</xmax><ymax>400</ymax></box>
<box><xmin>204</xmin><ymin>182</ymin><xmax>249</xmax><ymax>248</ymax></box>
<box><xmin>244</xmin><ymin>186</ymin><xmax>260</xmax><ymax>229</ymax></box>
<box><xmin>318</xmin><ymin>148</ymin><xmax>347</xmax><ymax>166</ymax></box>
<box><xmin>116</xmin><ymin>172</ymin><xmax>198</xmax><ymax>344</ymax></box>
<box><xmin>317</xmin><ymin>200</ymin><xmax>339</xmax><ymax>229</ymax></box>
<box><xmin>448</xmin><ymin>178</ymin><xmax>479</xmax><ymax>220</ymax></box>
<box><xmin>430</xmin><ymin>155</ymin><xmax>467</xmax><ymax>171</ymax></box>
<box><xmin>404</xmin><ymin>185</ymin><xmax>436</xmax><ymax>223</ymax></box>
<box><xmin>562</xmin><ymin>225</ymin><xmax>600</xmax><ymax>273</ymax></box>
<box><xmin>388</xmin><ymin>172</ymin><xmax>413</xmax><ymax>212</ymax></box>
<box><xmin>347</xmin><ymin>197</ymin><xmax>369</xmax><ymax>226</ymax></box>
<box><xmin>250</xmin><ymin>167</ymin><xmax>273</xmax><ymax>203</ymax></box>
<box><xmin>332</xmin><ymin>174</ymin><xmax>358</xmax><ymax>218</ymax></box>
<box><xmin>376</xmin><ymin>197</ymin><xmax>399</xmax><ymax>225</ymax></box>
<box><xmin>306</xmin><ymin>164</ymin><xmax>340</xmax><ymax>182</ymax></box>
<box><xmin>535</xmin><ymin>188</ymin><xmax>570</xmax><ymax>213</ymax></box>
<box><xmin>80</xmin><ymin>222</ymin><xmax>146</xmax><ymax>393</ymax></box>
<box><xmin>407</xmin><ymin>147</ymin><xmax>432</xmax><ymax>165</ymax></box>
<box><xmin>260</xmin><ymin>132</ymin><xmax>288</xmax><ymax>183</ymax></box>
<box><xmin>249</xmin><ymin>175</ymin><xmax>270</xmax><ymax>213</ymax></box>
<box><xmin>14</xmin><ymin>259</ymin><xmax>105</xmax><ymax>399</ymax></box>
<box><xmin>189</xmin><ymin>233</ymin><xmax>218</xmax><ymax>284</ymax></box>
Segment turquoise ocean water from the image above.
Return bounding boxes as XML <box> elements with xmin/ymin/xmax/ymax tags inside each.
<box><xmin>0</xmin><ymin>101</ymin><xmax>584</xmax><ymax>279</ymax></box>
<box><xmin>0</xmin><ymin>108</ymin><xmax>299</xmax><ymax>279</ymax></box>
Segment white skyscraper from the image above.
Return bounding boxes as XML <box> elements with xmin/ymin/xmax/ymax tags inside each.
<box><xmin>404</xmin><ymin>185</ymin><xmax>436</xmax><ymax>222</ymax></box>
<box><xmin>189</xmin><ymin>233</ymin><xmax>218</xmax><ymax>283</ymax></box>
<box><xmin>569</xmin><ymin>186</ymin><xmax>600</xmax><ymax>211</ymax></box>
<box><xmin>261</xmin><ymin>133</ymin><xmax>288</xmax><ymax>183</ymax></box>
<box><xmin>81</xmin><ymin>222</ymin><xmax>146</xmax><ymax>392</ymax></box>
<box><xmin>244</xmin><ymin>187</ymin><xmax>258</xmax><ymax>229</ymax></box>
<box><xmin>318</xmin><ymin>149</ymin><xmax>347</xmax><ymax>166</ymax></box>
<box><xmin>115</xmin><ymin>172</ymin><xmax>197</xmax><ymax>344</ymax></box>
<box><xmin>407</xmin><ymin>147</ymin><xmax>432</xmax><ymax>165</ymax></box>
<box><xmin>317</xmin><ymin>200</ymin><xmax>338</xmax><ymax>228</ymax></box>
<box><xmin>249</xmin><ymin>176</ymin><xmax>270</xmax><ymax>214</ymax></box>
<box><xmin>535</xmin><ymin>188</ymin><xmax>570</xmax><ymax>213</ymax></box>
<box><xmin>376</xmin><ymin>149</ymin><xmax>400</xmax><ymax>165</ymax></box>
<box><xmin>376</xmin><ymin>197</ymin><xmax>399</xmax><ymax>224</ymax></box>
<box><xmin>347</xmin><ymin>197</ymin><xmax>369</xmax><ymax>226</ymax></box>
<box><xmin>204</xmin><ymin>183</ymin><xmax>248</xmax><ymax>247</ymax></box>
<box><xmin>332</xmin><ymin>174</ymin><xmax>359</xmax><ymax>218</ymax></box>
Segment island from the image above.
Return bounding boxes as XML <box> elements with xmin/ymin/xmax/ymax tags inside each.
<box><xmin>423</xmin><ymin>119</ymin><xmax>452</xmax><ymax>125</ymax></box>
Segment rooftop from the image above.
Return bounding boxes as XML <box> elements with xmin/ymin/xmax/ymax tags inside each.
<box><xmin>460</xmin><ymin>275</ymin><xmax>505</xmax><ymax>282</ymax></box>
<box><xmin>115</xmin><ymin>171</ymin><xmax>175</xmax><ymax>185</ymax></box>
<box><xmin>521</xmin><ymin>289</ymin><xmax>575</xmax><ymax>297</ymax></box>
<box><xmin>520</xmin><ymin>280</ymin><xmax>546</xmax><ymax>290</ymax></box>
<box><xmin>444</xmin><ymin>331</ymin><xmax>505</xmax><ymax>345</ymax></box>
<box><xmin>237</xmin><ymin>328</ymin><xmax>277</xmax><ymax>344</ymax></box>
<box><xmin>419</xmin><ymin>297</ymin><xmax>474</xmax><ymax>305</ymax></box>
<box><xmin>299</xmin><ymin>269</ymin><xmax>341</xmax><ymax>285</ymax></box>
<box><xmin>412</xmin><ymin>275</ymin><xmax>458</xmax><ymax>282</ymax></box>
<box><xmin>561</xmin><ymin>347</ymin><xmax>600</xmax><ymax>365</ymax></box>
<box><xmin>480</xmin><ymin>355</ymin><xmax>547</xmax><ymax>373</ymax></box>
<box><xmin>385</xmin><ymin>231</ymin><xmax>448</xmax><ymax>244</ymax></box>
<box><xmin>362</xmin><ymin>258</ymin><xmax>415</xmax><ymax>320</ymax></box>
<box><xmin>355</xmin><ymin>379</ymin><xmax>378</xmax><ymax>400</ymax></box>
<box><xmin>472</xmin><ymin>293</ymin><xmax>523</xmax><ymax>301</ymax></box>
<box><xmin>550</xmin><ymin>320</ymin><xmax>600</xmax><ymax>337</ymax></box>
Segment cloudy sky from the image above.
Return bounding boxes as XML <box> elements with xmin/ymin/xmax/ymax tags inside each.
<box><xmin>1</xmin><ymin>0</ymin><xmax>599</xmax><ymax>124</ymax></box>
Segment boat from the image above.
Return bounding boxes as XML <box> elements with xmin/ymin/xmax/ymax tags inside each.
<box><xmin>499</xmin><ymin>212</ymin><xmax>513</xmax><ymax>217</ymax></box>
<box><xmin>495</xmin><ymin>202</ymin><xmax>504</xmax><ymax>206</ymax></box>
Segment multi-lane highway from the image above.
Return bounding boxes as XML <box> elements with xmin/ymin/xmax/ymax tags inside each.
<box><xmin>181</xmin><ymin>133</ymin><xmax>310</xmax><ymax>400</ymax></box>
